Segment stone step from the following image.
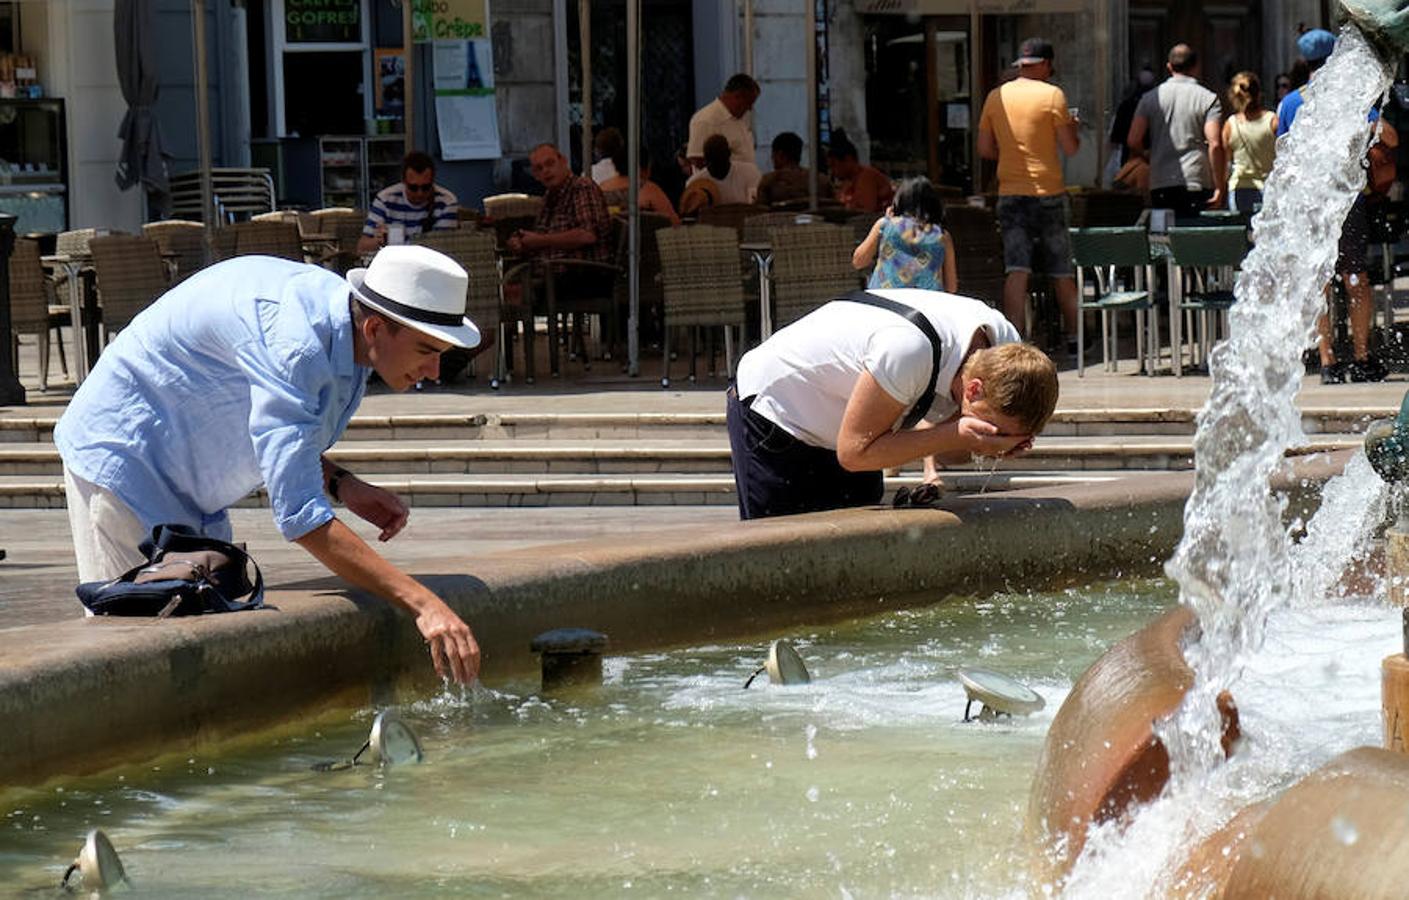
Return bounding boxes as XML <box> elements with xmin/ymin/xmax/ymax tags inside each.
<box><xmin>0</xmin><ymin>435</ymin><xmax>1362</xmax><ymax>477</ymax></box>
<box><xmin>0</xmin><ymin>470</ymin><xmax>1132</xmax><ymax>509</ymax></box>
<box><xmin>0</xmin><ymin>407</ymin><xmax>1396</xmax><ymax>444</ymax></box>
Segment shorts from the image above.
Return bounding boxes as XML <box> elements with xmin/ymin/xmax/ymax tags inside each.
<box><xmin>996</xmin><ymin>195</ymin><xmax>1073</xmax><ymax>277</ymax></box>
<box><xmin>1336</xmin><ymin>193</ymin><xmax>1371</xmax><ymax>274</ymax></box>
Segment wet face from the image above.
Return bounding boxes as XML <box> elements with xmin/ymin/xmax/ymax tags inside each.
<box><xmin>403</xmin><ymin>167</ymin><xmax>436</xmax><ymax>209</ymax></box>
<box><xmin>958</xmin><ymin>378</ymin><xmax>1031</xmax><ymax>443</ymax></box>
<box><xmin>363</xmin><ymin>315</ymin><xmax>453</xmax><ymax>391</ymax></box>
<box><xmin>529</xmin><ymin>147</ymin><xmax>571</xmax><ymax>190</ymax></box>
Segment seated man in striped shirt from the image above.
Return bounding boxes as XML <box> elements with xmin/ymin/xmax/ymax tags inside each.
<box><xmin>357</xmin><ymin>151</ymin><xmax>459</xmax><ymax>253</ymax></box>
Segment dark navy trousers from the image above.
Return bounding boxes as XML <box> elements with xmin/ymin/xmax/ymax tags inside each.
<box><xmin>726</xmin><ymin>386</ymin><xmax>884</xmax><ymax>520</ymax></box>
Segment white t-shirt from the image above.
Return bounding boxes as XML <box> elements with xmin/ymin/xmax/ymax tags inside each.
<box><xmin>735</xmin><ymin>290</ymin><xmax>1021</xmax><ymax>449</ymax></box>
<box><xmin>590</xmin><ymin>158</ymin><xmax>619</xmax><ymax>185</ymax></box>
<box><xmin>687</xmin><ymin>98</ymin><xmax>756</xmax><ymax>163</ymax></box>
<box><xmin>686</xmin><ymin>161</ymin><xmax>761</xmax><ymax>204</ymax></box>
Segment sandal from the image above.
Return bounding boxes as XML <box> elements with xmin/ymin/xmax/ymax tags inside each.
<box><xmin>892</xmin><ymin>481</ymin><xmax>945</xmax><ymax>508</ymax></box>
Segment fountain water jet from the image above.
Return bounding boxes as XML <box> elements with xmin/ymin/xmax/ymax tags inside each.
<box><xmin>1030</xmin><ymin>20</ymin><xmax>1409</xmax><ymax>895</ymax></box>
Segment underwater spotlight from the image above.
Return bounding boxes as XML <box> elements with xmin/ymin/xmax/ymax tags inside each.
<box><xmin>744</xmin><ymin>640</ymin><xmax>812</xmax><ymax>688</ymax></box>
<box><xmin>957</xmin><ymin>667</ymin><xmax>1045</xmax><ymax>721</ymax></box>
<box><xmin>312</xmin><ymin>710</ymin><xmax>423</xmax><ymax>771</ymax></box>
<box><xmin>60</xmin><ymin>829</ymin><xmax>128</xmax><ymax>892</ymax></box>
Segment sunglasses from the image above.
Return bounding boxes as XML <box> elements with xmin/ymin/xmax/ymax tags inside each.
<box><xmin>405</xmin><ymin>182</ymin><xmax>435</xmax><ymax>194</ymax></box>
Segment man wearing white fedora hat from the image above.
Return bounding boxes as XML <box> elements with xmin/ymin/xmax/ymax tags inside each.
<box><xmin>55</xmin><ymin>246</ymin><xmax>483</xmax><ymax>683</ymax></box>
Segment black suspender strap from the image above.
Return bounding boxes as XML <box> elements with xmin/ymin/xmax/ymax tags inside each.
<box><xmin>836</xmin><ymin>290</ymin><xmax>944</xmax><ymax>430</ymax></box>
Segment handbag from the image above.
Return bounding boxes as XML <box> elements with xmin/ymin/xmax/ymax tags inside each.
<box><xmin>76</xmin><ymin>524</ymin><xmax>265</xmax><ymax>618</ymax></box>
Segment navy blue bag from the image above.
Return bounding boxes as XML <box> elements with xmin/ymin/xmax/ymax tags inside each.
<box><xmin>76</xmin><ymin>525</ymin><xmax>265</xmax><ymax>618</ymax></box>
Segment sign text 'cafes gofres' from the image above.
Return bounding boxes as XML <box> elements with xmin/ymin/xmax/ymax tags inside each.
<box><xmin>285</xmin><ymin>0</ymin><xmax>359</xmax><ymax>43</ymax></box>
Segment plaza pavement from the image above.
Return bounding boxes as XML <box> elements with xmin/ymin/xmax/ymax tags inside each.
<box><xmin>3</xmin><ymin>340</ymin><xmax>1406</xmax><ymax>632</ymax></box>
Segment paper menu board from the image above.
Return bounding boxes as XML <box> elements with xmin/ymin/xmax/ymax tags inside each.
<box><xmin>432</xmin><ymin>38</ymin><xmax>501</xmax><ymax>160</ymax></box>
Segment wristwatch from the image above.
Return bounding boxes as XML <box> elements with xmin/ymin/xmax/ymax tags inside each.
<box><xmin>328</xmin><ymin>467</ymin><xmax>352</xmax><ymax>502</ymax></box>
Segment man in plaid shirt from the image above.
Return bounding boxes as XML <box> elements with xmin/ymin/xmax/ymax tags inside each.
<box><xmin>508</xmin><ymin>143</ymin><xmax>612</xmax><ymax>265</ymax></box>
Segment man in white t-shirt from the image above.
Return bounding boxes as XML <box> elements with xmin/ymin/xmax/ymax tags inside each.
<box><xmin>687</xmin><ymin>73</ymin><xmax>760</xmax><ymax>168</ymax></box>
<box><xmin>683</xmin><ymin>134</ymin><xmax>760</xmax><ymax>209</ymax></box>
<box><xmin>727</xmin><ymin>290</ymin><xmax>1059</xmax><ymax>519</ymax></box>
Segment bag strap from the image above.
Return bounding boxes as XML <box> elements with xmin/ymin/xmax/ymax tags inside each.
<box><xmin>147</xmin><ymin>524</ymin><xmax>266</xmax><ymax>611</ymax></box>
<box><xmin>835</xmin><ymin>289</ymin><xmax>943</xmax><ymax>430</ymax></box>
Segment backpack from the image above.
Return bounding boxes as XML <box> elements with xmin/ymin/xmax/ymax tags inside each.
<box><xmin>76</xmin><ymin>524</ymin><xmax>264</xmax><ymax>617</ymax></box>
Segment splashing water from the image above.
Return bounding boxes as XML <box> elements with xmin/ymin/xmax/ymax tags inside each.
<box><xmin>1289</xmin><ymin>452</ymin><xmax>1389</xmax><ymax>608</ymax></box>
<box><xmin>1063</xmin><ymin>24</ymin><xmax>1395</xmax><ymax>895</ymax></box>
<box><xmin>1161</xmin><ymin>23</ymin><xmax>1392</xmax><ymax>777</ymax></box>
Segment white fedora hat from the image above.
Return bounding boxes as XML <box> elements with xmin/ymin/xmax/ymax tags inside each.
<box><xmin>346</xmin><ymin>245</ymin><xmax>481</xmax><ymax>349</ymax></box>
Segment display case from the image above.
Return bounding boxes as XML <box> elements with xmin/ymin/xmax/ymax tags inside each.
<box><xmin>0</xmin><ymin>98</ymin><xmax>66</xmax><ymax>234</ymax></box>
<box><xmin>319</xmin><ymin>134</ymin><xmax>406</xmax><ymax>210</ymax></box>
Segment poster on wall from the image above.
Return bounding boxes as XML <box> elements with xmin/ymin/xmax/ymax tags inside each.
<box><xmin>432</xmin><ymin>38</ymin><xmax>501</xmax><ymax>160</ymax></box>
<box><xmin>374</xmin><ymin>48</ymin><xmax>405</xmax><ymax>115</ymax></box>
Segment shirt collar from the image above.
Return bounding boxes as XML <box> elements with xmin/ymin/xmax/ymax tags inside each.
<box><xmin>1169</xmin><ymin>74</ymin><xmax>1197</xmax><ymax>84</ymax></box>
<box><xmin>330</xmin><ymin>290</ymin><xmax>362</xmax><ymax>380</ymax></box>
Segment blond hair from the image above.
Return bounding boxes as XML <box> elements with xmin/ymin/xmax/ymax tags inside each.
<box><xmin>1227</xmin><ymin>71</ymin><xmax>1262</xmax><ymax>115</ymax></box>
<box><xmin>962</xmin><ymin>343</ymin><xmax>1059</xmax><ymax>434</ymax></box>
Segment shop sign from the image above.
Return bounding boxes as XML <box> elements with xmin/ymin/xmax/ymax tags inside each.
<box><xmin>856</xmin><ymin>0</ymin><xmax>1087</xmax><ymax>12</ymax></box>
<box><xmin>285</xmin><ymin>0</ymin><xmax>360</xmax><ymax>43</ymax></box>
<box><xmin>412</xmin><ymin>0</ymin><xmax>487</xmax><ymax>42</ymax></box>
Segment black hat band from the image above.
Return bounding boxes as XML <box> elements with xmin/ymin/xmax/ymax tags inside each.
<box><xmin>356</xmin><ymin>278</ymin><xmax>465</xmax><ymax>327</ymax></box>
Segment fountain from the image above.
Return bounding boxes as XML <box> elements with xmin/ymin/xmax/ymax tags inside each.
<box><xmin>1030</xmin><ymin>12</ymin><xmax>1409</xmax><ymax>896</ymax></box>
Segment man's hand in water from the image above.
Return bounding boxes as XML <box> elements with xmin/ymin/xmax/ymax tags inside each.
<box><xmin>339</xmin><ymin>477</ymin><xmax>410</xmax><ymax>542</ymax></box>
<box><xmin>417</xmin><ymin>598</ymin><xmax>481</xmax><ymax>684</ymax></box>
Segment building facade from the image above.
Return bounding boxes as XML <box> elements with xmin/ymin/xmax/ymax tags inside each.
<box><xmin>3</xmin><ymin>0</ymin><xmax>1322</xmax><ymax>231</ymax></box>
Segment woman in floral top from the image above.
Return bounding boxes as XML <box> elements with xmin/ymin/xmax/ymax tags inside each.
<box><xmin>852</xmin><ymin>177</ymin><xmax>957</xmax><ymax>292</ymax></box>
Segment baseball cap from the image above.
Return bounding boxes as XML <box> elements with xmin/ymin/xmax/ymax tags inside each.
<box><xmin>1014</xmin><ymin>38</ymin><xmax>1054</xmax><ymax>66</ymax></box>
<box><xmin>1297</xmin><ymin>28</ymin><xmax>1336</xmax><ymax>63</ymax></box>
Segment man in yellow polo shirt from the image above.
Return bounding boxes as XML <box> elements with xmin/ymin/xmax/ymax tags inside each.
<box><xmin>978</xmin><ymin>37</ymin><xmax>1081</xmax><ymax>354</ymax></box>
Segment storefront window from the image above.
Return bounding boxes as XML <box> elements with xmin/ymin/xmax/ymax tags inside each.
<box><xmin>862</xmin><ymin>15</ymin><xmax>972</xmax><ymax>192</ymax></box>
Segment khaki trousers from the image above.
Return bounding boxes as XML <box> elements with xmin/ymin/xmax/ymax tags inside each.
<box><xmin>63</xmin><ymin>467</ymin><xmax>148</xmax><ymax>585</ymax></box>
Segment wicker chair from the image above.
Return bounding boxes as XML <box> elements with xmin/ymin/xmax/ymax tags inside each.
<box><xmin>615</xmin><ymin>212</ymin><xmax>675</xmax><ymax>351</ymax></box>
<box><xmin>483</xmin><ymin>193</ymin><xmax>543</xmax><ymax>220</ymax></box>
<box><xmin>8</xmin><ymin>238</ymin><xmax>69</xmax><ymax>389</ymax></box>
<box><xmin>411</xmin><ymin>228</ymin><xmax>522</xmax><ymax>385</ymax></box>
<box><xmin>943</xmin><ymin>204</ymin><xmax>1005</xmax><ymax>309</ymax></box>
<box><xmin>143</xmin><ymin>220</ymin><xmax>208</xmax><ymax>282</ymax></box>
<box><xmin>769</xmin><ymin>222</ymin><xmax>861</xmax><ymax>328</ymax></box>
<box><xmin>89</xmin><ymin>234</ymin><xmax>169</xmax><ymax>337</ymax></box>
<box><xmin>56</xmin><ymin>228</ymin><xmax>99</xmax><ymax>257</ymax></box>
<box><xmin>227</xmin><ymin>220</ymin><xmax>304</xmax><ymax>261</ymax></box>
<box><xmin>655</xmin><ymin>224</ymin><xmax>748</xmax><ymax>387</ymax></box>
<box><xmin>697</xmin><ymin>203</ymin><xmax>767</xmax><ymax>236</ymax></box>
<box><xmin>741</xmin><ymin>211</ymin><xmax>817</xmax><ymax>246</ymax></box>
<box><xmin>308</xmin><ymin>207</ymin><xmax>366</xmax><ymax>273</ymax></box>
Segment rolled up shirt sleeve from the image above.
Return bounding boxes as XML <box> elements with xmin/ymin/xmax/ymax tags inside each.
<box><xmin>238</xmin><ymin>339</ymin><xmax>337</xmax><ymax>541</ymax></box>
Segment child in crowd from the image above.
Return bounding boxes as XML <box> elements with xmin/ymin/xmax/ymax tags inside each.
<box><xmin>852</xmin><ymin>177</ymin><xmax>957</xmax><ymax>293</ymax></box>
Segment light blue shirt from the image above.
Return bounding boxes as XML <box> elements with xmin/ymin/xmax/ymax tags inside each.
<box><xmin>55</xmin><ymin>256</ymin><xmax>370</xmax><ymax>542</ymax></box>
